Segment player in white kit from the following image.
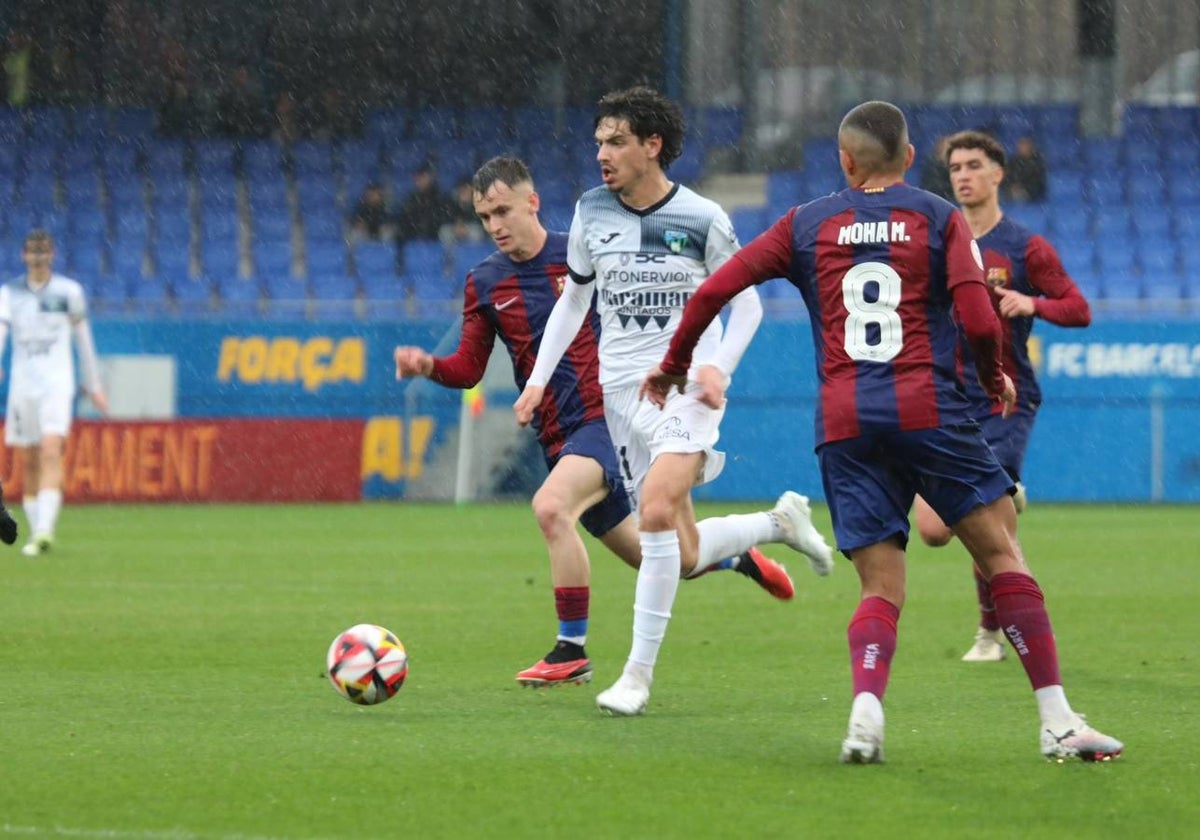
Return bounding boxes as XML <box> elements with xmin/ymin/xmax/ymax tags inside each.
<box><xmin>0</xmin><ymin>230</ymin><xmax>108</xmax><ymax>556</ymax></box>
<box><xmin>515</xmin><ymin>87</ymin><xmax>833</xmax><ymax>716</ymax></box>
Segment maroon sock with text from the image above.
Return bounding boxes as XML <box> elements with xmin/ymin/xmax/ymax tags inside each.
<box><xmin>974</xmin><ymin>565</ymin><xmax>1000</xmax><ymax>631</ymax></box>
<box><xmin>554</xmin><ymin>586</ymin><xmax>589</xmax><ymax>645</ymax></box>
<box><xmin>989</xmin><ymin>572</ymin><xmax>1061</xmax><ymax>689</ymax></box>
<box><xmin>847</xmin><ymin>596</ymin><xmax>900</xmax><ymax>699</ymax></box>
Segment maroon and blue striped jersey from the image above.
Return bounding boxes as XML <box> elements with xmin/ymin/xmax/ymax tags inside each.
<box><xmin>430</xmin><ymin>232</ymin><xmax>605</xmax><ymax>457</ymax></box>
<box><xmin>958</xmin><ymin>216</ymin><xmax>1090</xmax><ymax>415</ymax></box>
<box><xmin>662</xmin><ymin>183</ymin><xmax>1005</xmax><ymax>447</ymax></box>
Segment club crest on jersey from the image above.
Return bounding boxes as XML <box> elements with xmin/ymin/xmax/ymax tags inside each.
<box><xmin>986</xmin><ymin>267</ymin><xmax>1010</xmax><ymax>288</ymax></box>
<box><xmin>554</xmin><ymin>274</ymin><xmax>567</xmax><ymax>294</ymax></box>
<box><xmin>664</xmin><ymin>230</ymin><xmax>689</xmax><ymax>254</ymax></box>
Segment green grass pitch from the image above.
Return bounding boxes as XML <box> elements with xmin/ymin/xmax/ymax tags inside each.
<box><xmin>0</xmin><ymin>501</ymin><xmax>1196</xmax><ymax>839</ymax></box>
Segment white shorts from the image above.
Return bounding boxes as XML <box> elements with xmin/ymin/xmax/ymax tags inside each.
<box><xmin>5</xmin><ymin>390</ymin><xmax>74</xmax><ymax>446</ymax></box>
<box><xmin>603</xmin><ymin>381</ymin><xmax>726</xmax><ymax>509</ymax></box>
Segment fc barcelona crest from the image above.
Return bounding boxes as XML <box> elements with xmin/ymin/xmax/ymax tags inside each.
<box><xmin>986</xmin><ymin>266</ymin><xmax>1009</xmax><ymax>288</ymax></box>
<box><xmin>664</xmin><ymin>230</ymin><xmax>689</xmax><ymax>254</ymax></box>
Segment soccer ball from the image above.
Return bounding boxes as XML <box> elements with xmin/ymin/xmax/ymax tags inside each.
<box><xmin>326</xmin><ymin>624</ymin><xmax>409</xmax><ymax>705</ymax></box>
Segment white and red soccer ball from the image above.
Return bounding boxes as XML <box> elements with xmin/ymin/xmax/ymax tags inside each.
<box><xmin>326</xmin><ymin>624</ymin><xmax>408</xmax><ymax>705</ymax></box>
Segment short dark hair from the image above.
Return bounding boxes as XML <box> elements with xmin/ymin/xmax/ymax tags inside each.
<box><xmin>595</xmin><ymin>85</ymin><xmax>684</xmax><ymax>170</ymax></box>
<box><xmin>944</xmin><ymin>130</ymin><xmax>1006</xmax><ymax>168</ymax></box>
<box><xmin>23</xmin><ymin>229</ymin><xmax>53</xmax><ymax>249</ymax></box>
<box><xmin>839</xmin><ymin>101</ymin><xmax>909</xmax><ymax>166</ymax></box>
<box><xmin>471</xmin><ymin>156</ymin><xmax>534</xmax><ymax>196</ymax></box>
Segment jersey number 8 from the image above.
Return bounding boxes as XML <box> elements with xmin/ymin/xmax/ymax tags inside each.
<box><xmin>842</xmin><ymin>261</ymin><xmax>903</xmax><ymax>363</ymax></box>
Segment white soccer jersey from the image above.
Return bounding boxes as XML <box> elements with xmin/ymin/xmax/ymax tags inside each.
<box><xmin>0</xmin><ymin>273</ymin><xmax>90</xmax><ymax>395</ymax></box>
<box><xmin>567</xmin><ymin>184</ymin><xmax>747</xmax><ymax>388</ymax></box>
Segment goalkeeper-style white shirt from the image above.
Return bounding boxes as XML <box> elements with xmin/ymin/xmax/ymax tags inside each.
<box><xmin>0</xmin><ymin>273</ymin><xmax>94</xmax><ymax>397</ymax></box>
<box><xmin>565</xmin><ymin>183</ymin><xmax>759</xmax><ymax>389</ymax></box>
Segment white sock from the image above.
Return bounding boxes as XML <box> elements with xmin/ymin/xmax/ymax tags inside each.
<box><xmin>629</xmin><ymin>530</ymin><xmax>681</xmax><ymax>669</ymax></box>
<box><xmin>1035</xmin><ymin>685</ymin><xmax>1073</xmax><ymax>725</ymax></box>
<box><xmin>23</xmin><ymin>496</ymin><xmax>37</xmax><ymax>533</ymax></box>
<box><xmin>36</xmin><ymin>488</ymin><xmax>62</xmax><ymax>537</ymax></box>
<box><xmin>692</xmin><ymin>512</ymin><xmax>776</xmax><ymax>574</ymax></box>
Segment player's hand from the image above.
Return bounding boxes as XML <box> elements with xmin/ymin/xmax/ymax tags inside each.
<box><xmin>513</xmin><ymin>384</ymin><xmax>545</xmax><ymax>427</ymax></box>
<box><xmin>994</xmin><ymin>373</ymin><xmax>1017</xmax><ymax>418</ymax></box>
<box><xmin>993</xmin><ymin>286</ymin><xmax>1035</xmax><ymax>318</ymax></box>
<box><xmin>639</xmin><ymin>366</ymin><xmax>687</xmax><ymax>409</ymax></box>
<box><xmin>693</xmin><ymin>365</ymin><xmax>727</xmax><ymax>410</ymax></box>
<box><xmin>0</xmin><ymin>504</ymin><xmax>17</xmax><ymax>545</ymax></box>
<box><xmin>394</xmin><ymin>346</ymin><xmax>434</xmax><ymax>380</ymax></box>
<box><xmin>90</xmin><ymin>389</ymin><xmax>110</xmax><ymax>416</ymax></box>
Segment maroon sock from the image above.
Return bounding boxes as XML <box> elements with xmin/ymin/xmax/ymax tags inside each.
<box><xmin>554</xmin><ymin>586</ymin><xmax>589</xmax><ymax>640</ymax></box>
<box><xmin>974</xmin><ymin>564</ymin><xmax>1000</xmax><ymax>631</ymax></box>
<box><xmin>990</xmin><ymin>572</ymin><xmax>1061</xmax><ymax>689</ymax></box>
<box><xmin>847</xmin><ymin>596</ymin><xmax>900</xmax><ymax>700</ymax></box>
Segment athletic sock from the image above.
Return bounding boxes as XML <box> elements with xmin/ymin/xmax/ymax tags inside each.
<box><xmin>990</xmin><ymin>571</ymin><xmax>1061</xmax><ymax>690</ymax></box>
<box><xmin>629</xmin><ymin>530</ymin><xmax>681</xmax><ymax>668</ymax></box>
<box><xmin>23</xmin><ymin>495</ymin><xmax>37</xmax><ymax>534</ymax></box>
<box><xmin>974</xmin><ymin>564</ymin><xmax>1000</xmax><ymax>631</ymax></box>
<box><xmin>36</xmin><ymin>488</ymin><xmax>62</xmax><ymax>536</ymax></box>
<box><xmin>690</xmin><ymin>512</ymin><xmax>775</xmax><ymax>576</ymax></box>
<box><xmin>847</xmin><ymin>596</ymin><xmax>900</xmax><ymax>700</ymax></box>
<box><xmin>554</xmin><ymin>586</ymin><xmax>588</xmax><ymax>647</ymax></box>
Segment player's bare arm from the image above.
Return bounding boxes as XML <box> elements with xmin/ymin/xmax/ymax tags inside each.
<box><xmin>992</xmin><ymin>286</ymin><xmax>1036</xmax><ymax>318</ymax></box>
<box><xmin>90</xmin><ymin>389</ymin><xmax>110</xmax><ymax>416</ymax></box>
<box><xmin>638</xmin><ymin>365</ymin><xmax>687</xmax><ymax>409</ymax></box>
<box><xmin>513</xmin><ymin>384</ymin><xmax>545</xmax><ymax>427</ymax></box>
<box><xmin>693</xmin><ymin>364</ymin><xmax>727</xmax><ymax>410</ymax></box>
<box><xmin>394</xmin><ymin>346</ymin><xmax>434</xmax><ymax>380</ymax></box>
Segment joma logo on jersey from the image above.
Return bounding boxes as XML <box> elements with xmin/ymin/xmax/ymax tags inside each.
<box><xmin>217</xmin><ymin>336</ymin><xmax>365</xmax><ymax>392</ymax></box>
<box><xmin>986</xmin><ymin>267</ymin><xmax>1010</xmax><ymax>288</ymax></box>
<box><xmin>836</xmin><ymin>221</ymin><xmax>910</xmax><ymax>245</ymax></box>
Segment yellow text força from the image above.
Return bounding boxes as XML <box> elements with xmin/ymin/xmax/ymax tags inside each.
<box><xmin>216</xmin><ymin>336</ymin><xmax>365</xmax><ymax>392</ymax></box>
<box><xmin>361</xmin><ymin>416</ymin><xmax>435</xmax><ymax>481</ymax></box>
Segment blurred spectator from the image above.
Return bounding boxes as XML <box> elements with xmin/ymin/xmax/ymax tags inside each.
<box><xmin>1003</xmin><ymin>136</ymin><xmax>1047</xmax><ymax>203</ymax></box>
<box><xmin>3</xmin><ymin>30</ymin><xmax>33</xmax><ymax>107</ymax></box>
<box><xmin>919</xmin><ymin>135</ymin><xmax>954</xmax><ymax>201</ymax></box>
<box><xmin>216</xmin><ymin>64</ymin><xmax>268</xmax><ymax>137</ymax></box>
<box><xmin>159</xmin><ymin>72</ymin><xmax>201</xmax><ymax>136</ymax></box>
<box><xmin>272</xmin><ymin>91</ymin><xmax>302</xmax><ymax>146</ymax></box>
<box><xmin>349</xmin><ymin>181</ymin><xmax>393</xmax><ymax>242</ymax></box>
<box><xmin>439</xmin><ymin>178</ymin><xmax>486</xmax><ymax>246</ymax></box>
<box><xmin>394</xmin><ymin>162</ymin><xmax>455</xmax><ymax>244</ymax></box>
<box><xmin>308</xmin><ymin>85</ymin><xmax>361</xmax><ymax>140</ymax></box>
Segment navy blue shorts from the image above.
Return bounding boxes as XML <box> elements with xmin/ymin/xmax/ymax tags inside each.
<box><xmin>977</xmin><ymin>408</ymin><xmax>1036</xmax><ymax>482</ymax></box>
<box><xmin>547</xmin><ymin>419</ymin><xmax>632</xmax><ymax>538</ymax></box>
<box><xmin>818</xmin><ymin>424</ymin><xmax>1015</xmax><ymax>555</ymax></box>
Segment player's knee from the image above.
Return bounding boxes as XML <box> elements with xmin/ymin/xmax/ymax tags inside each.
<box><xmin>531</xmin><ymin>490</ymin><xmax>573</xmax><ymax>540</ymax></box>
<box><xmin>638</xmin><ymin>495</ymin><xmax>677</xmax><ymax>533</ymax></box>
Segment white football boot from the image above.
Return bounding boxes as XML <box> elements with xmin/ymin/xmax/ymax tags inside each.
<box><xmin>1041</xmin><ymin>713</ymin><xmax>1124</xmax><ymax>762</ymax></box>
<box><xmin>840</xmin><ymin>692</ymin><xmax>885</xmax><ymax>764</ymax></box>
<box><xmin>962</xmin><ymin>627</ymin><xmax>1007</xmax><ymax>662</ymax></box>
<box><xmin>596</xmin><ymin>664</ymin><xmax>652</xmax><ymax>716</ymax></box>
<box><xmin>771</xmin><ymin>491</ymin><xmax>834</xmax><ymax>576</ymax></box>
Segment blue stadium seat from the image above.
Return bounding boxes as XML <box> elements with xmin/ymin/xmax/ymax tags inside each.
<box><xmin>214</xmin><ymin>275</ymin><xmax>262</xmax><ymax>313</ymax></box>
<box><xmin>174</xmin><ymin>274</ymin><xmax>214</xmax><ymax>309</ymax></box>
<box><xmin>23</xmin><ymin>144</ymin><xmax>59</xmax><ymax>178</ymax></box>
<box><xmin>198</xmin><ymin>180</ymin><xmax>238</xmax><ymax>212</ymax></box>
<box><xmin>1167</xmin><ymin>178</ymin><xmax>1200</xmax><ymax>208</ymax></box>
<box><xmin>112</xmin><ymin>206</ymin><xmax>150</xmax><ymax>242</ymax></box>
<box><xmin>153</xmin><ymin>247</ymin><xmax>192</xmax><ymax>284</ymax></box>
<box><xmin>302</xmin><ymin>210</ymin><xmax>345</xmax><ymax>245</ymax></box>
<box><xmin>61</xmin><ymin>140</ymin><xmax>97</xmax><ymax>176</ymax></box>
<box><xmin>63</xmin><ymin>172</ymin><xmax>102</xmax><ymax>208</ymax></box>
<box><xmin>261</xmin><ymin>271</ymin><xmax>308</xmax><ymax>303</ymax></box>
<box><xmin>19</xmin><ymin>174</ymin><xmax>57</xmax><ymax>208</ymax></box>
<box><xmin>407</xmin><ymin>270</ymin><xmax>461</xmax><ymax>314</ymax></box>
<box><xmin>295</xmin><ymin>173</ymin><xmax>339</xmax><ymax>216</ymax></box>
<box><xmin>1176</xmin><ymin>212</ymin><xmax>1200</xmax><ymax>240</ymax></box>
<box><xmin>1095</xmin><ymin>241</ymin><xmax>1137</xmax><ymax>278</ymax></box>
<box><xmin>1081</xmin><ymin>138</ymin><xmax>1121</xmax><ymax>170</ymax></box>
<box><xmin>1142</xmin><ymin>272</ymin><xmax>1184</xmax><ymax>302</ymax></box>
<box><xmin>1133</xmin><ymin>212</ymin><xmax>1172</xmax><ymax>241</ymax></box>
<box><xmin>1055</xmin><ymin>237</ymin><xmax>1095</xmax><ymax>277</ymax></box>
<box><xmin>358</xmin><ymin>271</ymin><xmax>405</xmax><ymax>301</ymax></box>
<box><xmin>305</xmin><ymin>242</ymin><xmax>348</xmax><ymax>278</ymax></box>
<box><xmin>247</xmin><ymin>179</ymin><xmax>289</xmax><ymax>215</ymax></box>
<box><xmin>400</xmin><ymin>240</ymin><xmax>446</xmax><ymax>277</ymax></box>
<box><xmin>1093</xmin><ymin>208</ymin><xmax>1129</xmax><ymax>240</ymax></box>
<box><xmin>1049</xmin><ymin>210</ymin><xmax>1091</xmax><ymax>240</ymax></box>
<box><xmin>1163</xmin><ymin>141</ymin><xmax>1200</xmax><ymax>170</ymax></box>
<box><xmin>152</xmin><ymin>178</ymin><xmax>190</xmax><ymax>215</ymax></box>
<box><xmin>252</xmin><ymin>241</ymin><xmax>294</xmax><ymax>279</ymax></box>
<box><xmin>1140</xmin><ymin>247</ymin><xmax>1179</xmax><ymax>280</ymax></box>
<box><xmin>241</xmin><ymin>141</ymin><xmax>284</xmax><ymax>180</ymax></box>
<box><xmin>353</xmin><ymin>241</ymin><xmax>397</xmax><ymax>280</ymax></box>
<box><xmin>71</xmin><ymin>107</ymin><xmax>110</xmax><ymax>141</ymax></box>
<box><xmin>192</xmin><ymin>139</ymin><xmax>237</xmax><ymax>178</ymax></box>
<box><xmin>699</xmin><ymin>105</ymin><xmax>744</xmax><ymax>148</ymax></box>
<box><xmin>109</xmin><ymin>242</ymin><xmax>148</xmax><ymax>281</ymax></box>
<box><xmin>1069</xmin><ymin>268</ymin><xmax>1104</xmax><ymax>301</ymax></box>
<box><xmin>99</xmin><ymin>139</ymin><xmax>142</xmax><ymax>180</ymax></box>
<box><xmin>1084</xmin><ymin>175</ymin><xmax>1123</xmax><ymax>205</ymax></box>
<box><xmin>409</xmin><ymin>106</ymin><xmax>459</xmax><ymax>141</ymax></box>
<box><xmin>199</xmin><ymin>240</ymin><xmax>240</xmax><ymax>279</ymax></box>
<box><xmin>511</xmin><ymin>106</ymin><xmax>557</xmax><ymax>145</ymax></box>
<box><xmin>364</xmin><ymin>108</ymin><xmax>410</xmax><ymax>143</ymax></box>
<box><xmin>155</xmin><ymin>214</ymin><xmax>192</xmax><ymax>253</ymax></box>
<box><xmin>199</xmin><ymin>209</ymin><xmax>239</xmax><ymax>242</ymax></box>
<box><xmin>251</xmin><ymin>211</ymin><xmax>292</xmax><ymax>243</ymax></box>
<box><xmin>289</xmin><ymin>141</ymin><xmax>335</xmax><ymax>176</ymax></box>
<box><xmin>110</xmin><ymin>108</ymin><xmax>156</xmax><ymax>138</ymax></box>
<box><xmin>1159</xmin><ymin>107</ymin><xmax>1197</xmax><ymax>140</ymax></box>
<box><xmin>336</xmin><ymin>138</ymin><xmax>382</xmax><ymax>177</ymax></box>
<box><xmin>1003</xmin><ymin>203</ymin><xmax>1048</xmax><ymax>232</ymax></box>
<box><xmin>459</xmin><ymin>106</ymin><xmax>510</xmax><ymax>143</ymax></box>
<box><xmin>309</xmin><ymin>272</ymin><xmax>359</xmax><ymax>300</ymax></box>
<box><xmin>145</xmin><ymin>141</ymin><xmax>188</xmax><ymax>180</ymax></box>
<box><xmin>1126</xmin><ymin>173</ymin><xmax>1165</xmax><ymax>206</ymax></box>
<box><xmin>730</xmin><ymin>206</ymin><xmax>769</xmax><ymax>243</ymax></box>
